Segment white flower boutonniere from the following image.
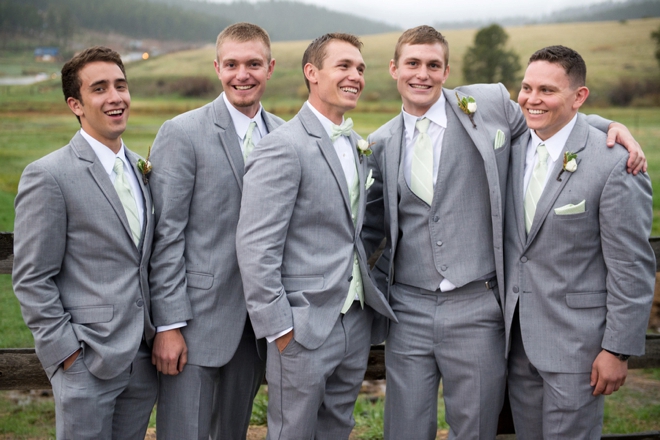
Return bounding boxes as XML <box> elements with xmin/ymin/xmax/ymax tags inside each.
<box><xmin>556</xmin><ymin>151</ymin><xmax>578</xmax><ymax>181</ymax></box>
<box><xmin>137</xmin><ymin>144</ymin><xmax>153</xmax><ymax>185</ymax></box>
<box><xmin>365</xmin><ymin>169</ymin><xmax>374</xmax><ymax>190</ymax></box>
<box><xmin>356</xmin><ymin>139</ymin><xmax>373</xmax><ymax>163</ymax></box>
<box><xmin>456</xmin><ymin>92</ymin><xmax>477</xmax><ymax>128</ymax></box>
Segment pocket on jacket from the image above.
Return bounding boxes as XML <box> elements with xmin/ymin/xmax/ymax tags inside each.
<box><xmin>186</xmin><ymin>271</ymin><xmax>214</xmax><ymax>290</ymax></box>
<box><xmin>67</xmin><ymin>305</ymin><xmax>114</xmax><ymax>324</ymax></box>
<box><xmin>565</xmin><ymin>291</ymin><xmax>607</xmax><ymax>308</ymax></box>
<box><xmin>281</xmin><ymin>275</ymin><xmax>324</xmax><ymax>292</ymax></box>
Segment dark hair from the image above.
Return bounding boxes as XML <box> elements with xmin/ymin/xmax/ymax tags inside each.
<box><xmin>528</xmin><ymin>45</ymin><xmax>586</xmax><ymax>88</ymax></box>
<box><xmin>61</xmin><ymin>46</ymin><xmax>126</xmax><ymax>123</ymax></box>
<box><xmin>302</xmin><ymin>33</ymin><xmax>363</xmax><ymax>91</ymax></box>
<box><xmin>394</xmin><ymin>25</ymin><xmax>449</xmax><ymax>66</ymax></box>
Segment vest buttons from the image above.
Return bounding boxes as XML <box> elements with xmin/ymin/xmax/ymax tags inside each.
<box><xmin>441</xmin><ymin>265</ymin><xmax>447</xmax><ymax>271</ymax></box>
<box><xmin>136</xmin><ymin>299</ymin><xmax>144</xmax><ymax>307</ymax></box>
<box><xmin>436</xmin><ymin>241</ymin><xmax>443</xmax><ymax>246</ymax></box>
<box><xmin>513</xmin><ymin>286</ymin><xmax>519</xmax><ymax>293</ymax></box>
<box><xmin>520</xmin><ymin>256</ymin><xmax>528</xmax><ymax>263</ymax></box>
<box><xmin>433</xmin><ymin>216</ymin><xmax>439</xmax><ymax>222</ymax></box>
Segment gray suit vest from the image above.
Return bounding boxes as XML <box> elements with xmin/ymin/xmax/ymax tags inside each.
<box><xmin>393</xmin><ymin>107</ymin><xmax>496</xmax><ymax>290</ymax></box>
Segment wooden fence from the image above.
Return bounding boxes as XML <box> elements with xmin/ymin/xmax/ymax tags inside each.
<box><xmin>0</xmin><ymin>232</ymin><xmax>659</xmax><ymax>438</ymax></box>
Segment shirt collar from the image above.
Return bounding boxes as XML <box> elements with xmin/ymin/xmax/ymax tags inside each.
<box><xmin>222</xmin><ymin>92</ymin><xmax>266</xmax><ymax>140</ymax></box>
<box><xmin>529</xmin><ymin>113</ymin><xmax>578</xmax><ymax>162</ymax></box>
<box><xmin>305</xmin><ymin>101</ymin><xmax>345</xmax><ymax>141</ymax></box>
<box><xmin>80</xmin><ymin>128</ymin><xmax>129</xmax><ymax>176</ymax></box>
<box><xmin>402</xmin><ymin>92</ymin><xmax>447</xmax><ymax>142</ymax></box>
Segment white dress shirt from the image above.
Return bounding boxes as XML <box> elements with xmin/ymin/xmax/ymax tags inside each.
<box><xmin>523</xmin><ymin>114</ymin><xmax>578</xmax><ymax>195</ymax></box>
<box><xmin>222</xmin><ymin>92</ymin><xmax>267</xmax><ymax>152</ymax></box>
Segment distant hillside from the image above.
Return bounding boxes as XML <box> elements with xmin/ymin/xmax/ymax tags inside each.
<box><xmin>434</xmin><ymin>0</ymin><xmax>660</xmax><ymax>30</ymax></box>
<box><xmin>147</xmin><ymin>0</ymin><xmax>400</xmax><ymax>41</ymax></box>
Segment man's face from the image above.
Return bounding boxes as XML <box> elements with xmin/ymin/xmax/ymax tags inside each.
<box><xmin>390</xmin><ymin>43</ymin><xmax>449</xmax><ymax>117</ymax></box>
<box><xmin>305</xmin><ymin>40</ymin><xmax>365</xmax><ymax>124</ymax></box>
<box><xmin>66</xmin><ymin>61</ymin><xmax>130</xmax><ymax>152</ymax></box>
<box><xmin>518</xmin><ymin>60</ymin><xmax>588</xmax><ymax>140</ymax></box>
<box><xmin>214</xmin><ymin>39</ymin><xmax>275</xmax><ymax>118</ymax></box>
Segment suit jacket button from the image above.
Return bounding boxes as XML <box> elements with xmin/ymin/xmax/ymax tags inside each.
<box><xmin>433</xmin><ymin>216</ymin><xmax>440</xmax><ymax>222</ymax></box>
<box><xmin>436</xmin><ymin>241</ymin><xmax>443</xmax><ymax>246</ymax></box>
<box><xmin>136</xmin><ymin>299</ymin><xmax>144</xmax><ymax>307</ymax></box>
<box><xmin>520</xmin><ymin>256</ymin><xmax>528</xmax><ymax>263</ymax></box>
<box><xmin>441</xmin><ymin>265</ymin><xmax>447</xmax><ymax>271</ymax></box>
<box><xmin>513</xmin><ymin>286</ymin><xmax>519</xmax><ymax>293</ymax></box>
<box><xmin>348</xmin><ymin>276</ymin><xmax>353</xmax><ymax>282</ymax></box>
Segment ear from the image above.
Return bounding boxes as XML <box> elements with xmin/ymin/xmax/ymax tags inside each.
<box><xmin>266</xmin><ymin>58</ymin><xmax>275</xmax><ymax>80</ymax></box>
<box><xmin>573</xmin><ymin>86</ymin><xmax>590</xmax><ymax>109</ymax></box>
<box><xmin>213</xmin><ymin>59</ymin><xmax>221</xmax><ymax>80</ymax></box>
<box><xmin>389</xmin><ymin>59</ymin><xmax>398</xmax><ymax>80</ymax></box>
<box><xmin>304</xmin><ymin>62</ymin><xmax>318</xmax><ymax>86</ymax></box>
<box><xmin>66</xmin><ymin>96</ymin><xmax>84</xmax><ymax>118</ymax></box>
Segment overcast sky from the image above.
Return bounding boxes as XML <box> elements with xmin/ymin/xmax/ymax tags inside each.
<box><xmin>208</xmin><ymin>0</ymin><xmax>626</xmax><ymax>27</ymax></box>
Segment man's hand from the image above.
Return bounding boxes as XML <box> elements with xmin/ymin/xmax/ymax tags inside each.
<box><xmin>276</xmin><ymin>330</ymin><xmax>294</xmax><ymax>353</ymax></box>
<box><xmin>607</xmin><ymin>122</ymin><xmax>646</xmax><ymax>174</ymax></box>
<box><xmin>152</xmin><ymin>328</ymin><xmax>188</xmax><ymax>375</ymax></box>
<box><xmin>590</xmin><ymin>349</ymin><xmax>628</xmax><ymax>396</ymax></box>
<box><xmin>62</xmin><ymin>348</ymin><xmax>81</xmax><ymax>371</ymax></box>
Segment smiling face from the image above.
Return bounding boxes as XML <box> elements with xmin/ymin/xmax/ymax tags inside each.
<box><xmin>66</xmin><ymin>61</ymin><xmax>130</xmax><ymax>153</ymax></box>
<box><xmin>518</xmin><ymin>60</ymin><xmax>589</xmax><ymax>140</ymax></box>
<box><xmin>391</xmin><ymin>43</ymin><xmax>450</xmax><ymax>117</ymax></box>
<box><xmin>305</xmin><ymin>40</ymin><xmax>365</xmax><ymax>124</ymax></box>
<box><xmin>214</xmin><ymin>38</ymin><xmax>275</xmax><ymax>118</ymax></box>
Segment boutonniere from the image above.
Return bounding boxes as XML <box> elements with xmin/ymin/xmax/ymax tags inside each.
<box><xmin>556</xmin><ymin>151</ymin><xmax>577</xmax><ymax>181</ymax></box>
<box><xmin>137</xmin><ymin>144</ymin><xmax>153</xmax><ymax>185</ymax></box>
<box><xmin>456</xmin><ymin>92</ymin><xmax>477</xmax><ymax>128</ymax></box>
<box><xmin>365</xmin><ymin>169</ymin><xmax>374</xmax><ymax>190</ymax></box>
<box><xmin>356</xmin><ymin>139</ymin><xmax>373</xmax><ymax>163</ymax></box>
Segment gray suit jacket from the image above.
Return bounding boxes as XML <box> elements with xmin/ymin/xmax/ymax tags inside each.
<box><xmin>363</xmin><ymin>84</ymin><xmax>527</xmax><ymax>307</ymax></box>
<box><xmin>236</xmin><ymin>104</ymin><xmax>396</xmax><ymax>349</ymax></box>
<box><xmin>13</xmin><ymin>132</ymin><xmax>155</xmax><ymax>380</ymax></box>
<box><xmin>149</xmin><ymin>95</ymin><xmax>284</xmax><ymax>367</ymax></box>
<box><xmin>503</xmin><ymin>114</ymin><xmax>655</xmax><ymax>373</ymax></box>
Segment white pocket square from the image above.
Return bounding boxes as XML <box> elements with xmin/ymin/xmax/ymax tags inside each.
<box><xmin>493</xmin><ymin>129</ymin><xmax>505</xmax><ymax>150</ymax></box>
<box><xmin>554</xmin><ymin>200</ymin><xmax>585</xmax><ymax>215</ymax></box>
<box><xmin>365</xmin><ymin>169</ymin><xmax>374</xmax><ymax>190</ymax></box>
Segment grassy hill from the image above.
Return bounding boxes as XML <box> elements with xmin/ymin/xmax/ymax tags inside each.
<box><xmin>126</xmin><ymin>17</ymin><xmax>660</xmax><ymax>104</ymax></box>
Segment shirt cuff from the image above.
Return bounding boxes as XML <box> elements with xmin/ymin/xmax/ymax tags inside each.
<box><xmin>157</xmin><ymin>322</ymin><xmax>187</xmax><ymax>333</ymax></box>
<box><xmin>266</xmin><ymin>327</ymin><xmax>293</xmax><ymax>344</ymax></box>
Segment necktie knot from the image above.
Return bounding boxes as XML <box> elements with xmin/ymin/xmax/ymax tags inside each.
<box><xmin>113</xmin><ymin>157</ymin><xmax>124</xmax><ymax>176</ymax></box>
<box><xmin>415</xmin><ymin>117</ymin><xmax>430</xmax><ymax>135</ymax></box>
<box><xmin>330</xmin><ymin>118</ymin><xmax>354</xmax><ymax>142</ymax></box>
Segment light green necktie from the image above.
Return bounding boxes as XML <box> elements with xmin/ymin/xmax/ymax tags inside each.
<box><xmin>341</xmin><ymin>162</ymin><xmax>365</xmax><ymax>314</ymax></box>
<box><xmin>524</xmin><ymin>143</ymin><xmax>549</xmax><ymax>234</ymax></box>
<box><xmin>411</xmin><ymin>118</ymin><xmax>434</xmax><ymax>205</ymax></box>
<box><xmin>330</xmin><ymin>118</ymin><xmax>354</xmax><ymax>142</ymax></box>
<box><xmin>243</xmin><ymin>121</ymin><xmax>257</xmax><ymax>161</ymax></box>
<box><xmin>113</xmin><ymin>157</ymin><xmax>141</xmax><ymax>246</ymax></box>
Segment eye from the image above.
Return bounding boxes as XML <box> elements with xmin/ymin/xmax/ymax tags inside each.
<box><xmin>408</xmin><ymin>61</ymin><xmax>417</xmax><ymax>67</ymax></box>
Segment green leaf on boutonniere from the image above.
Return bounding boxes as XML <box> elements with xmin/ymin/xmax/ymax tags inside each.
<box><xmin>456</xmin><ymin>92</ymin><xmax>477</xmax><ymax>128</ymax></box>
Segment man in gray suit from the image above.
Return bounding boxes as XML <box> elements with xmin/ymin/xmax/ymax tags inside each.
<box><xmin>503</xmin><ymin>45</ymin><xmax>655</xmax><ymax>439</ymax></box>
<box><xmin>148</xmin><ymin>23</ymin><xmax>283</xmax><ymax>440</ymax></box>
<box><xmin>236</xmin><ymin>33</ymin><xmax>396</xmax><ymax>439</ymax></box>
<box><xmin>362</xmin><ymin>26</ymin><xmax>645</xmax><ymax>440</ymax></box>
<box><xmin>12</xmin><ymin>46</ymin><xmax>156</xmax><ymax>439</ymax></box>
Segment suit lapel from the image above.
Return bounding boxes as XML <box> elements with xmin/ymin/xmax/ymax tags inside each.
<box><xmin>511</xmin><ymin>131</ymin><xmax>529</xmax><ymax>247</ymax></box>
<box><xmin>384</xmin><ymin>115</ymin><xmax>404</xmax><ymax>250</ymax></box>
<box><xmin>446</xmin><ymin>88</ymin><xmax>492</xmax><ymax>159</ymax></box>
<box><xmin>71</xmin><ymin>133</ymin><xmax>136</xmax><ymax>247</ymax></box>
<box><xmin>213</xmin><ymin>97</ymin><xmax>245</xmax><ymax>191</ymax></box>
<box><xmin>350</xmin><ymin>132</ymin><xmax>365</xmax><ymax>233</ymax></box>
<box><xmin>524</xmin><ymin>116</ymin><xmax>589</xmax><ymax>247</ymax></box>
<box><xmin>126</xmin><ymin>148</ymin><xmax>151</xmax><ymax>253</ymax></box>
<box><xmin>299</xmin><ymin>105</ymin><xmax>352</xmax><ymax>215</ymax></box>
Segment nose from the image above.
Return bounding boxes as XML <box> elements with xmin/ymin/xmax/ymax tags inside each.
<box><xmin>107</xmin><ymin>85</ymin><xmax>123</xmax><ymax>103</ymax></box>
<box><xmin>236</xmin><ymin>64</ymin><xmax>250</xmax><ymax>81</ymax></box>
<box><xmin>416</xmin><ymin>65</ymin><xmax>429</xmax><ymax>79</ymax></box>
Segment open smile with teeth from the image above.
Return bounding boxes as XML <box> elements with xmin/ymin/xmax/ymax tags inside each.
<box><xmin>234</xmin><ymin>85</ymin><xmax>255</xmax><ymax>90</ymax></box>
<box><xmin>410</xmin><ymin>84</ymin><xmax>431</xmax><ymax>90</ymax></box>
<box><xmin>340</xmin><ymin>87</ymin><xmax>358</xmax><ymax>94</ymax></box>
<box><xmin>528</xmin><ymin>109</ymin><xmax>547</xmax><ymax>115</ymax></box>
<box><xmin>105</xmin><ymin>109</ymin><xmax>124</xmax><ymax>116</ymax></box>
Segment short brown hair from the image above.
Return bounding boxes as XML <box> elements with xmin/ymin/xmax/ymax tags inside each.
<box><xmin>393</xmin><ymin>25</ymin><xmax>449</xmax><ymax>67</ymax></box>
<box><xmin>216</xmin><ymin>22</ymin><xmax>272</xmax><ymax>62</ymax></box>
<box><xmin>528</xmin><ymin>45</ymin><xmax>586</xmax><ymax>88</ymax></box>
<box><xmin>61</xmin><ymin>46</ymin><xmax>126</xmax><ymax>104</ymax></box>
<box><xmin>301</xmin><ymin>33</ymin><xmax>363</xmax><ymax>91</ymax></box>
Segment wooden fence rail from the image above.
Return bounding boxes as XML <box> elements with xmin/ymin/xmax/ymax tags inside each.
<box><xmin>1</xmin><ymin>232</ymin><xmax>659</xmax><ymax>439</ymax></box>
